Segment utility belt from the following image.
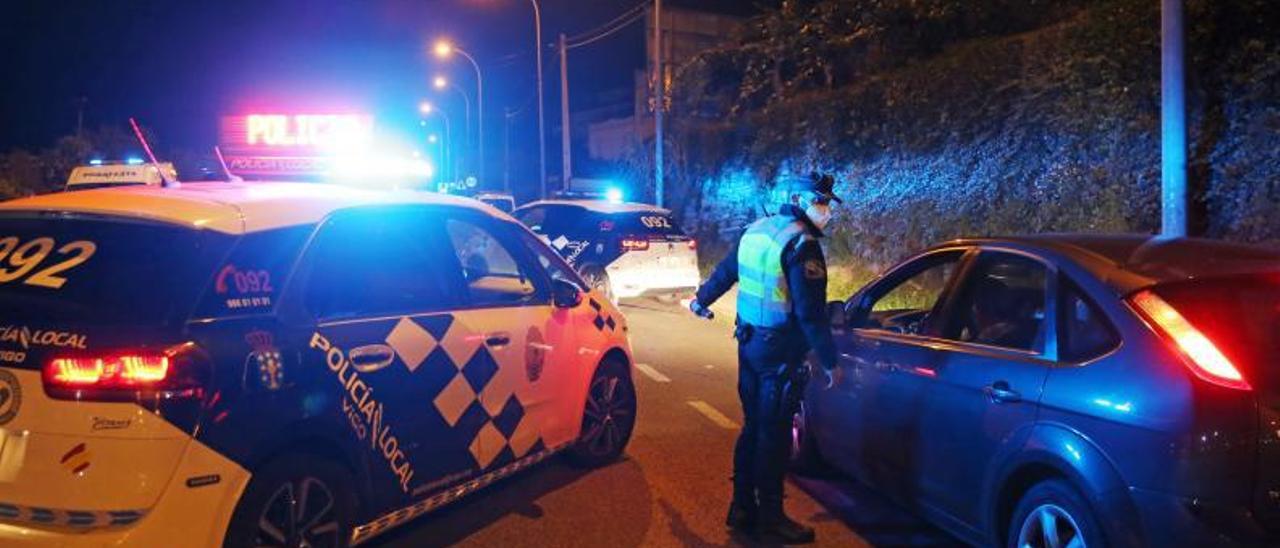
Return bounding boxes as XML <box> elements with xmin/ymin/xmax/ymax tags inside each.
<box><xmin>733</xmin><ymin>321</ymin><xmax>796</xmax><ymax>344</ymax></box>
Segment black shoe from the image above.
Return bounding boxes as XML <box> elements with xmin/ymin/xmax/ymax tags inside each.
<box><xmin>756</xmin><ymin>514</ymin><xmax>816</xmax><ymax>545</ymax></box>
<box><xmin>725</xmin><ymin>501</ymin><xmax>757</xmax><ymax>531</ymax></box>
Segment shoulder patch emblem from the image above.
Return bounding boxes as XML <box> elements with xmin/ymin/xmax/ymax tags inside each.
<box><xmin>803</xmin><ymin>259</ymin><xmax>826</xmax><ymax>280</ymax></box>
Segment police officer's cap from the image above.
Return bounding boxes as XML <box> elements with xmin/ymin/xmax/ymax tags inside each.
<box><xmin>783</xmin><ymin>172</ymin><xmax>843</xmax><ymax>204</ymax></box>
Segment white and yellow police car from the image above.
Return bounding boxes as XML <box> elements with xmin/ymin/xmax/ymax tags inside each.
<box><xmin>0</xmin><ymin>181</ymin><xmax>635</xmax><ymax>546</ymax></box>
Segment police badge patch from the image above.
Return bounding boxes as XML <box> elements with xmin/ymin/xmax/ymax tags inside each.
<box><xmin>803</xmin><ymin>259</ymin><xmax>826</xmax><ymax>280</ymax></box>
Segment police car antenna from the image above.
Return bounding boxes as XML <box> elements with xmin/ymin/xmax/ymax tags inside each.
<box><xmin>213</xmin><ymin>146</ymin><xmax>244</xmax><ymax>182</ymax></box>
<box><xmin>128</xmin><ymin>117</ymin><xmax>178</xmax><ymax>188</ymax></box>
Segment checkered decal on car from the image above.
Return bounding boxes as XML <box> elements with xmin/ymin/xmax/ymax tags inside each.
<box><xmin>588</xmin><ymin>298</ymin><xmax>618</xmax><ymax>332</ymax></box>
<box><xmin>383</xmin><ymin>315</ymin><xmax>545</xmax><ymax>470</ymax></box>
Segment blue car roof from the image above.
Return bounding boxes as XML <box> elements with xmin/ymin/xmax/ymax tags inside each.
<box><xmin>937</xmin><ymin>234</ymin><xmax>1280</xmax><ymax>293</ymax></box>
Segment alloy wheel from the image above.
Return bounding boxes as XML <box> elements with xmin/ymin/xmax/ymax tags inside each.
<box><xmin>254</xmin><ymin>476</ymin><xmax>342</xmax><ymax>548</ymax></box>
<box><xmin>579</xmin><ymin>372</ymin><xmax>635</xmax><ymax>458</ymax></box>
<box><xmin>1016</xmin><ymin>503</ymin><xmax>1086</xmax><ymax>548</ymax></box>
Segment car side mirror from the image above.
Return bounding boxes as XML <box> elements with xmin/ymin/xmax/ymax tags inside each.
<box><xmin>827</xmin><ymin>301</ymin><xmax>847</xmax><ymax>329</ymax></box>
<box><xmin>552</xmin><ymin>278</ymin><xmax>583</xmax><ymax>309</ymax></box>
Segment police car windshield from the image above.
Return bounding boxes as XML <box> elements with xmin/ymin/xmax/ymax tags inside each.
<box><xmin>0</xmin><ymin>215</ymin><xmax>234</xmax><ymax>325</ymax></box>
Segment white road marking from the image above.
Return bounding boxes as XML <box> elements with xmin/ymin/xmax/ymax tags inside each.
<box><xmin>635</xmin><ymin>362</ymin><xmax>671</xmax><ymax>383</ymax></box>
<box><xmin>687</xmin><ymin>400</ymin><xmax>740</xmax><ymax>429</ymax></box>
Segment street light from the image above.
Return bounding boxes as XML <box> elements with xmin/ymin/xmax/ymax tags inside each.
<box><xmin>433</xmin><ymin>74</ymin><xmax>472</xmax><ymax>160</ymax></box>
<box><xmin>419</xmin><ymin>101</ymin><xmax>454</xmax><ymax>182</ymax></box>
<box><xmin>433</xmin><ymin>40</ymin><xmax>485</xmax><ymax>186</ymax></box>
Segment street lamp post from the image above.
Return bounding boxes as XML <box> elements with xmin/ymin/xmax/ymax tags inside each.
<box><xmin>420</xmin><ymin>101</ymin><xmax>454</xmax><ymax>182</ymax></box>
<box><xmin>652</xmin><ymin>0</ymin><xmax>664</xmax><ymax>208</ymax></box>
<box><xmin>529</xmin><ymin>0</ymin><xmax>547</xmax><ymax>199</ymax></box>
<box><xmin>434</xmin><ymin>75</ymin><xmax>472</xmax><ymax>174</ymax></box>
<box><xmin>435</xmin><ymin>41</ymin><xmax>485</xmax><ymax>186</ymax></box>
<box><xmin>1161</xmin><ymin>0</ymin><xmax>1187</xmax><ymax>237</ymax></box>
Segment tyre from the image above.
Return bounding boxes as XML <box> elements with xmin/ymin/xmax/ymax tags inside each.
<box><xmin>579</xmin><ymin>264</ymin><xmax>616</xmax><ymax>304</ymax></box>
<box><xmin>1007</xmin><ymin>479</ymin><xmax>1106</xmax><ymax>548</ymax></box>
<box><xmin>565</xmin><ymin>359</ymin><xmax>636</xmax><ymax>468</ymax></box>
<box><xmin>224</xmin><ymin>454</ymin><xmax>356</xmax><ymax>548</ymax></box>
<box><xmin>789</xmin><ymin>399</ymin><xmax>823</xmax><ymax>474</ymax></box>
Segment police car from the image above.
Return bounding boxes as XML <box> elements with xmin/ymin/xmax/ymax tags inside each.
<box><xmin>513</xmin><ymin>200</ymin><xmax>701</xmax><ymax>302</ymax></box>
<box><xmin>64</xmin><ymin>160</ymin><xmax>179</xmax><ymax>191</ymax></box>
<box><xmin>0</xmin><ymin>182</ymin><xmax>635</xmax><ymax>546</ymax></box>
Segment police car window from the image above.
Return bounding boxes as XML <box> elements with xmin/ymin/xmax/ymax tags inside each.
<box><xmin>947</xmin><ymin>253</ymin><xmax>1048</xmax><ymax>353</ymax></box>
<box><xmin>304</xmin><ymin>211</ymin><xmax>457</xmax><ymax>320</ymax></box>
<box><xmin>445</xmin><ymin>218</ymin><xmax>540</xmax><ymax>306</ymax></box>
<box><xmin>863</xmin><ymin>253</ymin><xmax>961</xmax><ymax>335</ymax></box>
<box><xmin>519</xmin><ymin>230</ymin><xmax>583</xmax><ymax>289</ymax></box>
<box><xmin>515</xmin><ymin>207</ymin><xmax>547</xmax><ymax>230</ymax></box>
<box><xmin>1059</xmin><ymin>279</ymin><xmax>1119</xmax><ymax>362</ymax></box>
<box><xmin>194</xmin><ymin>225</ymin><xmax>312</xmax><ymax>318</ymax></box>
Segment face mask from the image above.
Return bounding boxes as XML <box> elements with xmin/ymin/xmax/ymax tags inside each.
<box><xmin>805</xmin><ymin>202</ymin><xmax>832</xmax><ymax>230</ymax></box>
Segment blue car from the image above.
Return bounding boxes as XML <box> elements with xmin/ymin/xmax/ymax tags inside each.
<box><xmin>793</xmin><ymin>235</ymin><xmax>1280</xmax><ymax>547</ymax></box>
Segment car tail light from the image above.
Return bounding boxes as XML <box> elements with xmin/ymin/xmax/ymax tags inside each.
<box><xmin>1130</xmin><ymin>290</ymin><xmax>1251</xmax><ymax>391</ymax></box>
<box><xmin>620</xmin><ymin>236</ymin><xmax>649</xmax><ymax>252</ymax></box>
<box><xmin>43</xmin><ymin>342</ymin><xmax>210</xmax><ymax>401</ymax></box>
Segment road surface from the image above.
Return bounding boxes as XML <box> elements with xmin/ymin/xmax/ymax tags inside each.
<box><xmin>374</xmin><ymin>299</ymin><xmax>959</xmax><ymax>547</ymax></box>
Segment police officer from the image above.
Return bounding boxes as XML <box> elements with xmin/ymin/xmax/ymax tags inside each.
<box><xmin>689</xmin><ymin>172</ymin><xmax>841</xmax><ymax>544</ymax></box>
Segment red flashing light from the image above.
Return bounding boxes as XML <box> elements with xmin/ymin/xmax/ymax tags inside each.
<box><xmin>688</xmin><ymin>239</ymin><xmax>698</xmax><ymax>251</ymax></box>
<box><xmin>1131</xmin><ymin>290</ymin><xmax>1251</xmax><ymax>391</ymax></box>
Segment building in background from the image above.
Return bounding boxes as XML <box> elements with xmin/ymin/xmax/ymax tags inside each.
<box><xmin>585</xmin><ymin>4</ymin><xmax>746</xmax><ymax>162</ymax></box>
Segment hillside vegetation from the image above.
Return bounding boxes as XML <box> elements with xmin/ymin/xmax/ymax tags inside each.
<box><xmin>665</xmin><ymin>0</ymin><xmax>1280</xmax><ymax>283</ymax></box>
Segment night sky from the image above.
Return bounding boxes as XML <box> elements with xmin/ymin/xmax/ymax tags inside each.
<box><xmin>0</xmin><ymin>0</ymin><xmax>729</xmax><ymax>155</ymax></box>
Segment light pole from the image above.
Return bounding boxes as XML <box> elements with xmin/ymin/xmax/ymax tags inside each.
<box><xmin>420</xmin><ymin>101</ymin><xmax>454</xmax><ymax>182</ymax></box>
<box><xmin>528</xmin><ymin>0</ymin><xmax>548</xmax><ymax>199</ymax></box>
<box><xmin>652</xmin><ymin>0</ymin><xmax>664</xmax><ymax>208</ymax></box>
<box><xmin>434</xmin><ymin>75</ymin><xmax>472</xmax><ymax>173</ymax></box>
<box><xmin>434</xmin><ymin>41</ymin><xmax>485</xmax><ymax>185</ymax></box>
<box><xmin>1161</xmin><ymin>0</ymin><xmax>1187</xmax><ymax>237</ymax></box>
<box><xmin>559</xmin><ymin>33</ymin><xmax>572</xmax><ymax>188</ymax></box>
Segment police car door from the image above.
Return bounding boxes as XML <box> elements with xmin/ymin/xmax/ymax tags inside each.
<box><xmin>438</xmin><ymin>212</ymin><xmax>561</xmax><ymax>473</ymax></box>
<box><xmin>296</xmin><ymin>206</ymin><xmax>472</xmax><ymax>510</ymax></box>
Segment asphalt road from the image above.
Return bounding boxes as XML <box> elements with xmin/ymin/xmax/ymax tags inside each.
<box><xmin>373</xmin><ymin>299</ymin><xmax>960</xmax><ymax>548</ymax></box>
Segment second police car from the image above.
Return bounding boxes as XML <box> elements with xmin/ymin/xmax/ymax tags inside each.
<box><xmin>0</xmin><ymin>181</ymin><xmax>636</xmax><ymax>546</ymax></box>
<box><xmin>514</xmin><ymin>200</ymin><xmax>701</xmax><ymax>302</ymax></box>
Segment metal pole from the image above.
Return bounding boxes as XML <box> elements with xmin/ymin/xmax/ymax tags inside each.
<box><xmin>559</xmin><ymin>33</ymin><xmax>572</xmax><ymax>189</ymax></box>
<box><xmin>653</xmin><ymin>0</ymin><xmax>664</xmax><ymax>208</ymax></box>
<box><xmin>1161</xmin><ymin>0</ymin><xmax>1187</xmax><ymax>237</ymax></box>
<box><xmin>531</xmin><ymin>0</ymin><xmax>547</xmax><ymax>198</ymax></box>
<box><xmin>504</xmin><ymin>109</ymin><xmax>514</xmax><ymax>192</ymax></box>
<box><xmin>447</xmin><ymin>84</ymin><xmax>471</xmax><ymax>175</ymax></box>
<box><xmin>455</xmin><ymin>49</ymin><xmax>485</xmax><ymax>186</ymax></box>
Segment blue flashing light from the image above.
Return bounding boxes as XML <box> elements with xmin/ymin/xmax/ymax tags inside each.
<box><xmin>88</xmin><ymin>159</ymin><xmax>103</xmax><ymax>166</ymax></box>
<box><xmin>605</xmin><ymin>187</ymin><xmax>624</xmax><ymax>204</ymax></box>
<box><xmin>125</xmin><ymin>157</ymin><xmax>144</xmax><ymax>165</ymax></box>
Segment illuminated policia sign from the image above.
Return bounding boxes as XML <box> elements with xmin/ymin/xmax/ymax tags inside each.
<box><xmin>219</xmin><ymin>113</ymin><xmax>374</xmax><ymax>177</ymax></box>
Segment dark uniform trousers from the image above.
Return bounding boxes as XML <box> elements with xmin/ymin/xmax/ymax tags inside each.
<box><xmin>733</xmin><ymin>323</ymin><xmax>806</xmax><ymax>516</ymax></box>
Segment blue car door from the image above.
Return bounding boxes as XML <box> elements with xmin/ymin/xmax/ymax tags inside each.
<box><xmin>817</xmin><ymin>249</ymin><xmax>967</xmax><ymax>491</ymax></box>
<box><xmin>295</xmin><ymin>207</ymin><xmax>479</xmax><ymax>513</ymax></box>
<box><xmin>912</xmin><ymin>249</ymin><xmax>1055</xmax><ymax>530</ymax></box>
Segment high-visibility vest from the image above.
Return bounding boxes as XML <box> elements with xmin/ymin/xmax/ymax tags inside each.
<box><xmin>736</xmin><ymin>215</ymin><xmax>811</xmax><ymax>328</ymax></box>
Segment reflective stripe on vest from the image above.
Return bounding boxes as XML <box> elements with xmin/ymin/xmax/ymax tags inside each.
<box><xmin>736</xmin><ymin>216</ymin><xmax>809</xmax><ymax>328</ymax></box>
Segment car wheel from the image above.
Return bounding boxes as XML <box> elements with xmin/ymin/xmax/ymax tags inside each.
<box><xmin>224</xmin><ymin>455</ymin><xmax>355</xmax><ymax>548</ymax></box>
<box><xmin>1007</xmin><ymin>479</ymin><xmax>1105</xmax><ymax>548</ymax></box>
<box><xmin>579</xmin><ymin>265</ymin><xmax>615</xmax><ymax>304</ymax></box>
<box><xmin>789</xmin><ymin>399</ymin><xmax>823</xmax><ymax>474</ymax></box>
<box><xmin>566</xmin><ymin>359</ymin><xmax>636</xmax><ymax>468</ymax></box>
